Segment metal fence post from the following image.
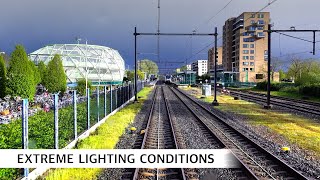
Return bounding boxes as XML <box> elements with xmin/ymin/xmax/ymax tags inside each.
<box><xmin>22</xmin><ymin>99</ymin><xmax>29</xmax><ymax>178</ymax></box>
<box><xmin>87</xmin><ymin>88</ymin><xmax>90</xmax><ymax>129</ymax></box>
<box><xmin>115</xmin><ymin>87</ymin><xmax>118</xmax><ymax>108</ymax></box>
<box><xmin>110</xmin><ymin>85</ymin><xmax>113</xmax><ymax>113</ymax></box>
<box><xmin>54</xmin><ymin>94</ymin><xmax>59</xmax><ymax>149</ymax></box>
<box><xmin>104</xmin><ymin>86</ymin><xmax>107</xmax><ymax>117</ymax></box>
<box><xmin>73</xmin><ymin>90</ymin><xmax>77</xmax><ymax>139</ymax></box>
<box><xmin>97</xmin><ymin>87</ymin><xmax>100</xmax><ymax>122</ymax></box>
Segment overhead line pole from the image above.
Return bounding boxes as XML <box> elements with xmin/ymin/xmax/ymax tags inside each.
<box><xmin>212</xmin><ymin>27</ymin><xmax>219</xmax><ymax>106</ymax></box>
<box><xmin>133</xmin><ymin>28</ymin><xmax>216</xmax><ymax>103</ymax></box>
<box><xmin>134</xmin><ymin>27</ymin><xmax>138</xmax><ymax>102</ymax></box>
<box><xmin>263</xmin><ymin>28</ymin><xmax>320</xmax><ymax>108</ymax></box>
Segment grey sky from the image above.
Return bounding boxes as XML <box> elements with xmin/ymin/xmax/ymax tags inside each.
<box><xmin>0</xmin><ymin>0</ymin><xmax>320</xmax><ymax>71</ymax></box>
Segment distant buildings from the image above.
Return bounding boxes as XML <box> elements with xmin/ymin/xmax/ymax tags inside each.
<box><xmin>186</xmin><ymin>64</ymin><xmax>192</xmax><ymax>71</ymax></box>
<box><xmin>191</xmin><ymin>60</ymin><xmax>208</xmax><ymax>76</ymax></box>
<box><xmin>223</xmin><ymin>12</ymin><xmax>270</xmax><ymax>83</ymax></box>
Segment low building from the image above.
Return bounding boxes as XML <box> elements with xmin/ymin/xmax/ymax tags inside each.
<box><xmin>191</xmin><ymin>60</ymin><xmax>208</xmax><ymax>76</ymax></box>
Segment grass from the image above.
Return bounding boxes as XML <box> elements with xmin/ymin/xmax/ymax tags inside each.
<box><xmin>184</xmin><ymin>87</ymin><xmax>320</xmax><ymax>158</ymax></box>
<box><xmin>44</xmin><ymin>87</ymin><xmax>153</xmax><ymax>180</ymax></box>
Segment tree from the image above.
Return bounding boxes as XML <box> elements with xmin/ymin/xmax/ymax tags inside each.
<box><xmin>124</xmin><ymin>70</ymin><xmax>145</xmax><ymax>82</ymax></box>
<box><xmin>37</xmin><ymin>61</ymin><xmax>47</xmax><ymax>85</ymax></box>
<box><xmin>76</xmin><ymin>79</ymin><xmax>92</xmax><ymax>96</ymax></box>
<box><xmin>29</xmin><ymin>61</ymin><xmax>41</xmax><ymax>86</ymax></box>
<box><xmin>198</xmin><ymin>73</ymin><xmax>211</xmax><ymax>83</ymax></box>
<box><xmin>0</xmin><ymin>55</ymin><xmax>6</xmax><ymax>98</ymax></box>
<box><xmin>278</xmin><ymin>70</ymin><xmax>287</xmax><ymax>81</ymax></box>
<box><xmin>44</xmin><ymin>54</ymin><xmax>67</xmax><ymax>93</ymax></box>
<box><xmin>139</xmin><ymin>59</ymin><xmax>159</xmax><ymax>75</ymax></box>
<box><xmin>6</xmin><ymin>45</ymin><xmax>36</xmax><ymax>99</ymax></box>
<box><xmin>180</xmin><ymin>65</ymin><xmax>187</xmax><ymax>71</ymax></box>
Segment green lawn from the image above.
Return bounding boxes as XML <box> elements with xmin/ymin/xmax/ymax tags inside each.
<box><xmin>184</xmin><ymin>87</ymin><xmax>320</xmax><ymax>158</ymax></box>
<box><xmin>44</xmin><ymin>87</ymin><xmax>153</xmax><ymax>180</ymax></box>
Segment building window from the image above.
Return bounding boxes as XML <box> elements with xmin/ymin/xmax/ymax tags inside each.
<box><xmin>243</xmin><ymin>44</ymin><xmax>249</xmax><ymax>48</ymax></box>
<box><xmin>251</xmin><ymin>13</ymin><xmax>255</xmax><ymax>18</ymax></box>
<box><xmin>243</xmin><ymin>68</ymin><xmax>249</xmax><ymax>71</ymax></box>
<box><xmin>243</xmin><ymin>62</ymin><xmax>249</xmax><ymax>66</ymax></box>
<box><xmin>257</xmin><ymin>26</ymin><xmax>264</xmax><ymax>30</ymax></box>
<box><xmin>258</xmin><ymin>14</ymin><xmax>264</xmax><ymax>18</ymax></box>
<box><xmin>243</xmin><ymin>50</ymin><xmax>249</xmax><ymax>54</ymax></box>
<box><xmin>250</xmin><ymin>44</ymin><xmax>255</xmax><ymax>48</ymax></box>
<box><xmin>258</xmin><ymin>20</ymin><xmax>265</xmax><ymax>25</ymax></box>
<box><xmin>243</xmin><ymin>32</ymin><xmax>249</xmax><ymax>36</ymax></box>
<box><xmin>257</xmin><ymin>32</ymin><xmax>265</xmax><ymax>37</ymax></box>
<box><xmin>250</xmin><ymin>50</ymin><xmax>254</xmax><ymax>54</ymax></box>
<box><xmin>250</xmin><ymin>68</ymin><xmax>254</xmax><ymax>72</ymax></box>
<box><xmin>244</xmin><ymin>38</ymin><xmax>255</xmax><ymax>42</ymax></box>
<box><xmin>250</xmin><ymin>62</ymin><xmax>254</xmax><ymax>66</ymax></box>
<box><xmin>251</xmin><ymin>20</ymin><xmax>255</xmax><ymax>24</ymax></box>
<box><xmin>256</xmin><ymin>74</ymin><xmax>264</xmax><ymax>79</ymax></box>
<box><xmin>243</xmin><ymin>56</ymin><xmax>249</xmax><ymax>60</ymax></box>
<box><xmin>250</xmin><ymin>56</ymin><xmax>255</xmax><ymax>60</ymax></box>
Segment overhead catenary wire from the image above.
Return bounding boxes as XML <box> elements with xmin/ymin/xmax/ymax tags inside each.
<box><xmin>274</xmin><ymin>32</ymin><xmax>313</xmax><ymax>43</ymax></box>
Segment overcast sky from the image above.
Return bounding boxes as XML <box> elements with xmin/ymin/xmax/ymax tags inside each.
<box><xmin>1</xmin><ymin>0</ymin><xmax>320</xmax><ymax>72</ymax></box>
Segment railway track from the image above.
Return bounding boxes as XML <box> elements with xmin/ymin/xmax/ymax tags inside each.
<box><xmin>224</xmin><ymin>89</ymin><xmax>320</xmax><ymax>116</ymax></box>
<box><xmin>121</xmin><ymin>86</ymin><xmax>192</xmax><ymax>180</ymax></box>
<box><xmin>169</xmin><ymin>86</ymin><xmax>309</xmax><ymax>180</ymax></box>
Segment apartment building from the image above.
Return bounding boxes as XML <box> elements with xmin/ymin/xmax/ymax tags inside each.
<box><xmin>223</xmin><ymin>12</ymin><xmax>270</xmax><ymax>82</ymax></box>
<box><xmin>191</xmin><ymin>60</ymin><xmax>208</xmax><ymax>76</ymax></box>
<box><xmin>186</xmin><ymin>64</ymin><xmax>192</xmax><ymax>71</ymax></box>
<box><xmin>208</xmin><ymin>47</ymin><xmax>223</xmax><ymax>75</ymax></box>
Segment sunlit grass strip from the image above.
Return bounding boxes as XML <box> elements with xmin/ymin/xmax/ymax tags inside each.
<box><xmin>44</xmin><ymin>87</ymin><xmax>153</xmax><ymax>180</ymax></box>
<box><xmin>185</xmin><ymin>87</ymin><xmax>320</xmax><ymax>158</ymax></box>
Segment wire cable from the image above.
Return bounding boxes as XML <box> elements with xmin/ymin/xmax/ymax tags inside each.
<box><xmin>275</xmin><ymin>32</ymin><xmax>313</xmax><ymax>43</ymax></box>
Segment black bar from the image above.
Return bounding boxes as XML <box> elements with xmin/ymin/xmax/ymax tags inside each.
<box><xmin>264</xmin><ymin>30</ymin><xmax>320</xmax><ymax>32</ymax></box>
<box><xmin>136</xmin><ymin>33</ymin><xmax>215</xmax><ymax>36</ymax></box>
<box><xmin>267</xmin><ymin>24</ymin><xmax>272</xmax><ymax>108</ymax></box>
<box><xmin>134</xmin><ymin>27</ymin><xmax>138</xmax><ymax>102</ymax></box>
<box><xmin>313</xmin><ymin>31</ymin><xmax>316</xmax><ymax>55</ymax></box>
<box><xmin>212</xmin><ymin>27</ymin><xmax>219</xmax><ymax>106</ymax></box>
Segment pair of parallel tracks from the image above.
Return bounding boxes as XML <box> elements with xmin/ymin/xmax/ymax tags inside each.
<box><xmin>226</xmin><ymin>89</ymin><xmax>320</xmax><ymax>116</ymax></box>
<box><xmin>122</xmin><ymin>86</ymin><xmax>190</xmax><ymax>180</ymax></box>
<box><xmin>169</xmin><ymin>86</ymin><xmax>309</xmax><ymax>180</ymax></box>
<box><xmin>122</xmin><ymin>85</ymin><xmax>310</xmax><ymax>180</ymax></box>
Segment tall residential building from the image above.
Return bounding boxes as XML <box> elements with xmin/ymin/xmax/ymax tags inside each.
<box><xmin>208</xmin><ymin>47</ymin><xmax>223</xmax><ymax>75</ymax></box>
<box><xmin>223</xmin><ymin>12</ymin><xmax>270</xmax><ymax>82</ymax></box>
<box><xmin>191</xmin><ymin>60</ymin><xmax>208</xmax><ymax>76</ymax></box>
<box><xmin>222</xmin><ymin>18</ymin><xmax>235</xmax><ymax>72</ymax></box>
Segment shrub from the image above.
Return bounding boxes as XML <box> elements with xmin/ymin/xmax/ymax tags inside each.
<box><xmin>299</xmin><ymin>84</ymin><xmax>320</xmax><ymax>97</ymax></box>
<box><xmin>255</xmin><ymin>81</ymin><xmax>295</xmax><ymax>91</ymax></box>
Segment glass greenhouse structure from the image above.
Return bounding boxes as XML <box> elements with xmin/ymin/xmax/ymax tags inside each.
<box><xmin>29</xmin><ymin>44</ymin><xmax>125</xmax><ymax>86</ymax></box>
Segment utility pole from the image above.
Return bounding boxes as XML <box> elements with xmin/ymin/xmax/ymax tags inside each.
<box><xmin>264</xmin><ymin>24</ymin><xmax>272</xmax><ymax>109</ymax></box>
<box><xmin>134</xmin><ymin>27</ymin><xmax>138</xmax><ymax>102</ymax></box>
<box><xmin>212</xmin><ymin>27</ymin><xmax>219</xmax><ymax>106</ymax></box>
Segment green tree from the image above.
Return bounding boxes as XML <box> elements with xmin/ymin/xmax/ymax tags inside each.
<box><xmin>137</xmin><ymin>70</ymin><xmax>145</xmax><ymax>80</ymax></box>
<box><xmin>45</xmin><ymin>54</ymin><xmax>67</xmax><ymax>93</ymax></box>
<box><xmin>6</xmin><ymin>45</ymin><xmax>36</xmax><ymax>99</ymax></box>
<box><xmin>180</xmin><ymin>65</ymin><xmax>187</xmax><ymax>71</ymax></box>
<box><xmin>139</xmin><ymin>59</ymin><xmax>159</xmax><ymax>75</ymax></box>
<box><xmin>76</xmin><ymin>79</ymin><xmax>92</xmax><ymax>96</ymax></box>
<box><xmin>29</xmin><ymin>61</ymin><xmax>41</xmax><ymax>86</ymax></box>
<box><xmin>38</xmin><ymin>61</ymin><xmax>47</xmax><ymax>85</ymax></box>
<box><xmin>0</xmin><ymin>55</ymin><xmax>6</xmax><ymax>98</ymax></box>
<box><xmin>125</xmin><ymin>70</ymin><xmax>134</xmax><ymax>81</ymax></box>
<box><xmin>279</xmin><ymin>70</ymin><xmax>286</xmax><ymax>81</ymax></box>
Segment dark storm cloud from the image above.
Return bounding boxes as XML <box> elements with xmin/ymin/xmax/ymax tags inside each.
<box><xmin>0</xmin><ymin>0</ymin><xmax>320</xmax><ymax>70</ymax></box>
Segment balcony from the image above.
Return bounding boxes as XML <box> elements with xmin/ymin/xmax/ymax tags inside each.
<box><xmin>255</xmin><ymin>32</ymin><xmax>265</xmax><ymax>39</ymax></box>
<box><xmin>233</xmin><ymin>18</ymin><xmax>244</xmax><ymax>26</ymax></box>
<box><xmin>233</xmin><ymin>24</ymin><xmax>243</xmax><ymax>31</ymax></box>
